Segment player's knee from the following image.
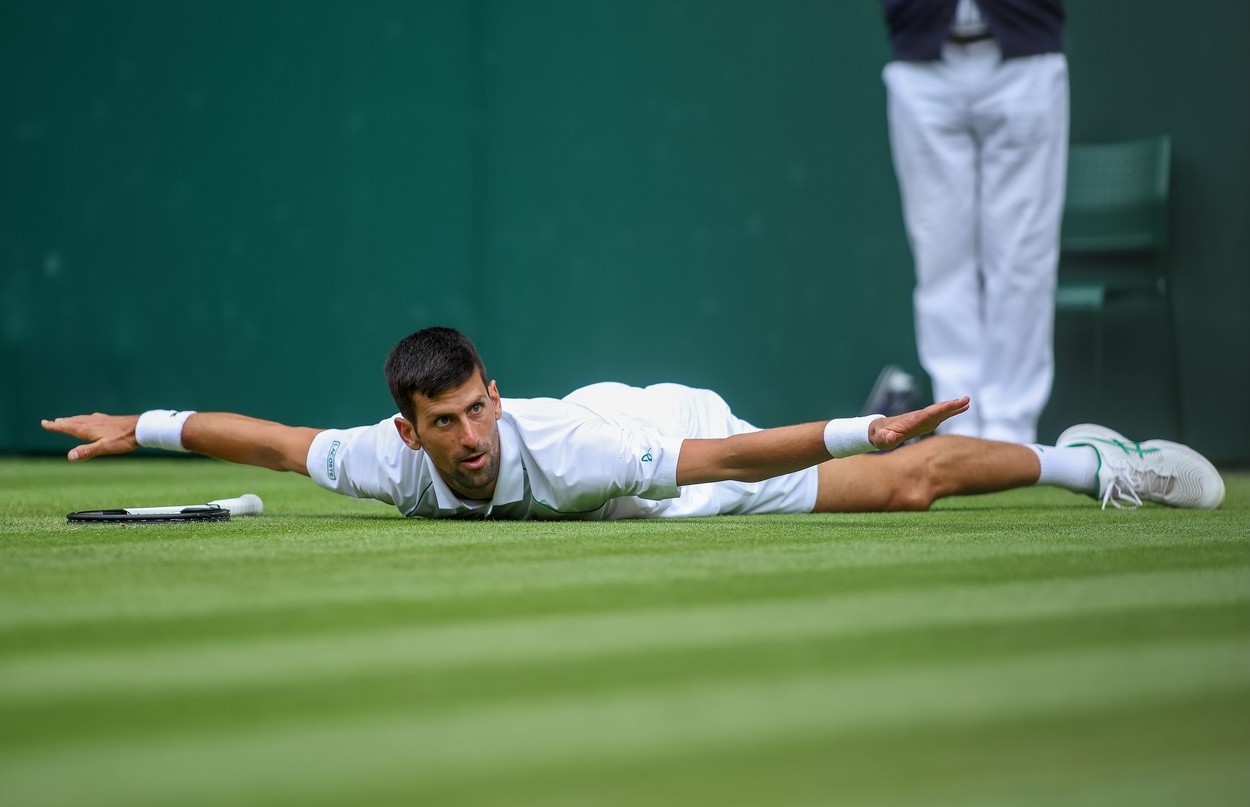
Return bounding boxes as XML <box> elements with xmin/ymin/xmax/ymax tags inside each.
<box><xmin>886</xmin><ymin>483</ymin><xmax>934</xmax><ymax>512</ymax></box>
<box><xmin>882</xmin><ymin>446</ymin><xmax>941</xmax><ymax>512</ymax></box>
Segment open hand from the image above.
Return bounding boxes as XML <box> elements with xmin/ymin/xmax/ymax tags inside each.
<box><xmin>41</xmin><ymin>413</ymin><xmax>141</xmax><ymax>461</ymax></box>
<box><xmin>868</xmin><ymin>397</ymin><xmax>971</xmax><ymax>451</ymax></box>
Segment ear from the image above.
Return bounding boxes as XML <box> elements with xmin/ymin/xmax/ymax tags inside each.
<box><xmin>394</xmin><ymin>417</ymin><xmax>422</xmax><ymax>451</ymax></box>
<box><xmin>488</xmin><ymin>379</ymin><xmax>502</xmax><ymax>420</ymax></box>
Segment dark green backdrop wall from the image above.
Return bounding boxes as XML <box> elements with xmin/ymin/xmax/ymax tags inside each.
<box><xmin>4</xmin><ymin>1</ymin><xmax>1248</xmax><ymax>462</ymax></box>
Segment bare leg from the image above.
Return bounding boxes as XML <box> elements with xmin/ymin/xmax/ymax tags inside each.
<box><xmin>813</xmin><ymin>436</ymin><xmax>1041</xmax><ymax>513</ymax></box>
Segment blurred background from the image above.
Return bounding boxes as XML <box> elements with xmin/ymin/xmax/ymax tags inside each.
<box><xmin>3</xmin><ymin>0</ymin><xmax>1248</xmax><ymax>461</ymax></box>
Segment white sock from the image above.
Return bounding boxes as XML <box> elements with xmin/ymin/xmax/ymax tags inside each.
<box><xmin>1027</xmin><ymin>445</ymin><xmax>1099</xmax><ymax>494</ymax></box>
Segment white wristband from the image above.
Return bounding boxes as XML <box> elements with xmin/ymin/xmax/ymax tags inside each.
<box><xmin>823</xmin><ymin>414</ymin><xmax>882</xmax><ymax>458</ymax></box>
<box><xmin>135</xmin><ymin>410</ymin><xmax>197</xmax><ymax>452</ymax></box>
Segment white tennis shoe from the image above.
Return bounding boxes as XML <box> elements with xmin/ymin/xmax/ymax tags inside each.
<box><xmin>1056</xmin><ymin>424</ymin><xmax>1225</xmax><ymax>510</ymax></box>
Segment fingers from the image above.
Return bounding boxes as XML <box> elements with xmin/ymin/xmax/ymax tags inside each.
<box><xmin>931</xmin><ymin>398</ymin><xmax>971</xmax><ymax>425</ymax></box>
<box><xmin>41</xmin><ymin>419</ymin><xmax>84</xmax><ymax>459</ymax></box>
<box><xmin>41</xmin><ymin>414</ymin><xmax>105</xmax><ymax>437</ymax></box>
<box><xmin>928</xmin><ymin>397</ymin><xmax>971</xmax><ymax>418</ymax></box>
<box><xmin>918</xmin><ymin>397</ymin><xmax>970</xmax><ymax>426</ymax></box>
<box><xmin>41</xmin><ymin>413</ymin><xmax>139</xmax><ymax>462</ymax></box>
<box><xmin>869</xmin><ymin>396</ymin><xmax>973</xmax><ymax>450</ymax></box>
<box><xmin>40</xmin><ymin>417</ymin><xmax>76</xmax><ymax>436</ymax></box>
<box><xmin>875</xmin><ymin>431</ymin><xmax>905</xmax><ymax>450</ymax></box>
<box><xmin>68</xmin><ymin>439</ymin><xmax>113</xmax><ymax>462</ymax></box>
<box><xmin>42</xmin><ymin>417</ymin><xmax>96</xmax><ymax>450</ymax></box>
<box><xmin>61</xmin><ymin>435</ymin><xmax>131</xmax><ymax>462</ymax></box>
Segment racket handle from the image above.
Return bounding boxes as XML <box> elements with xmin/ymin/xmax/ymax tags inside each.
<box><xmin>208</xmin><ymin>494</ymin><xmax>264</xmax><ymax>516</ymax></box>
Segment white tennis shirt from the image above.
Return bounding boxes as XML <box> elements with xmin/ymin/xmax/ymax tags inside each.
<box><xmin>305</xmin><ymin>382</ymin><xmax>819</xmax><ymax>520</ymax></box>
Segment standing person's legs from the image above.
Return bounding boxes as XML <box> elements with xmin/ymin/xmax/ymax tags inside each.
<box><xmin>974</xmin><ymin>50</ymin><xmax>1070</xmax><ymax>443</ymax></box>
<box><xmin>812</xmin><ymin>436</ymin><xmax>1041</xmax><ymax>512</ymax></box>
<box><xmin>885</xmin><ymin>54</ymin><xmax>983</xmax><ymax>437</ymax></box>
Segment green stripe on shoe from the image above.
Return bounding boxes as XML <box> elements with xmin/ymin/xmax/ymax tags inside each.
<box><xmin>1083</xmin><ymin>437</ymin><xmax>1161</xmax><ymax>458</ymax></box>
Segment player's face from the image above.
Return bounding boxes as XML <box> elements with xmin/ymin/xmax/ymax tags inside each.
<box><xmin>400</xmin><ymin>375</ymin><xmax>503</xmax><ymax>500</ymax></box>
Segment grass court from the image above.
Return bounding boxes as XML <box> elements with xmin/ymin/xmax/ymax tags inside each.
<box><xmin>1</xmin><ymin>457</ymin><xmax>1247</xmax><ymax>806</ymax></box>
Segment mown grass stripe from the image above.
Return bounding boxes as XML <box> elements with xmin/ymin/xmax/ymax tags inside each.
<box><xmin>2</xmin><ymin>533</ymin><xmax>1244</xmax><ymax>633</ymax></box>
<box><xmin>0</xmin><ymin>636</ymin><xmax>1244</xmax><ymax>807</ymax></box>
<box><xmin>2</xmin><ymin>565</ymin><xmax>1245</xmax><ymax>704</ymax></box>
<box><xmin>2</xmin><ymin>602</ymin><xmax>1243</xmax><ymax>757</ymax></box>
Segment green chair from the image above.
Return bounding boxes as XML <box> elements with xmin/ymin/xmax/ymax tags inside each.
<box><xmin>1055</xmin><ymin>135</ymin><xmax>1180</xmax><ymax>429</ymax></box>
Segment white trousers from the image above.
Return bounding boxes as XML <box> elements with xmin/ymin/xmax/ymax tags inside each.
<box><xmin>885</xmin><ymin>41</ymin><xmax>1069</xmax><ymax>443</ymax></box>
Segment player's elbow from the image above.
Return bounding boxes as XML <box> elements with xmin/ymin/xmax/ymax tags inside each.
<box><xmin>676</xmin><ymin>436</ymin><xmax>783</xmax><ymax>486</ymax></box>
<box><xmin>711</xmin><ymin>443</ymin><xmax>773</xmax><ymax>484</ymax></box>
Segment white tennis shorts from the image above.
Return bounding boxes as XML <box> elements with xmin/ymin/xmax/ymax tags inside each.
<box><xmin>563</xmin><ymin>382</ymin><xmax>820</xmax><ymax>517</ymax></box>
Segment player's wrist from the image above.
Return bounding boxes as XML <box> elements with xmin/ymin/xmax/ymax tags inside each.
<box><xmin>135</xmin><ymin>410</ymin><xmax>197</xmax><ymax>452</ymax></box>
<box><xmin>824</xmin><ymin>415</ymin><xmax>882</xmax><ymax>458</ymax></box>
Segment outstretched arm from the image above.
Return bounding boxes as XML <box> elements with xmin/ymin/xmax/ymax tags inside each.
<box><xmin>675</xmin><ymin>397</ymin><xmax>970</xmax><ymax>486</ymax></box>
<box><xmin>41</xmin><ymin>412</ymin><xmax>322</xmax><ymax>475</ymax></box>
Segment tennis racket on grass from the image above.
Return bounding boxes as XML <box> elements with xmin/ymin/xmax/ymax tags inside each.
<box><xmin>67</xmin><ymin>494</ymin><xmax>264</xmax><ymax>524</ymax></box>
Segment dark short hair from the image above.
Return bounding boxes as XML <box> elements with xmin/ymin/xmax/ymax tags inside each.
<box><xmin>384</xmin><ymin>327</ymin><xmax>489</xmax><ymax>424</ymax></box>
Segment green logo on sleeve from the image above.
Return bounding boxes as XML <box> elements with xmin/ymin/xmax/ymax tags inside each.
<box><xmin>641</xmin><ymin>452</ymin><xmax>653</xmax><ymax>462</ymax></box>
<box><xmin>327</xmin><ymin>440</ymin><xmax>341</xmax><ymax>480</ymax></box>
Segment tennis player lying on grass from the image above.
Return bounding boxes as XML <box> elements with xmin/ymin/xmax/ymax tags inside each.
<box><xmin>43</xmin><ymin>327</ymin><xmax>1224</xmax><ymax>518</ymax></box>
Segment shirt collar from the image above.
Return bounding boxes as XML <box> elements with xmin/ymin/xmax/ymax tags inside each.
<box><xmin>486</xmin><ymin>415</ymin><xmax>527</xmax><ymax>511</ymax></box>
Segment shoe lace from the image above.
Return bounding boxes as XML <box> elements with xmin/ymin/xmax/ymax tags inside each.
<box><xmin>1100</xmin><ymin>464</ymin><xmax>1172</xmax><ymax>510</ymax></box>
